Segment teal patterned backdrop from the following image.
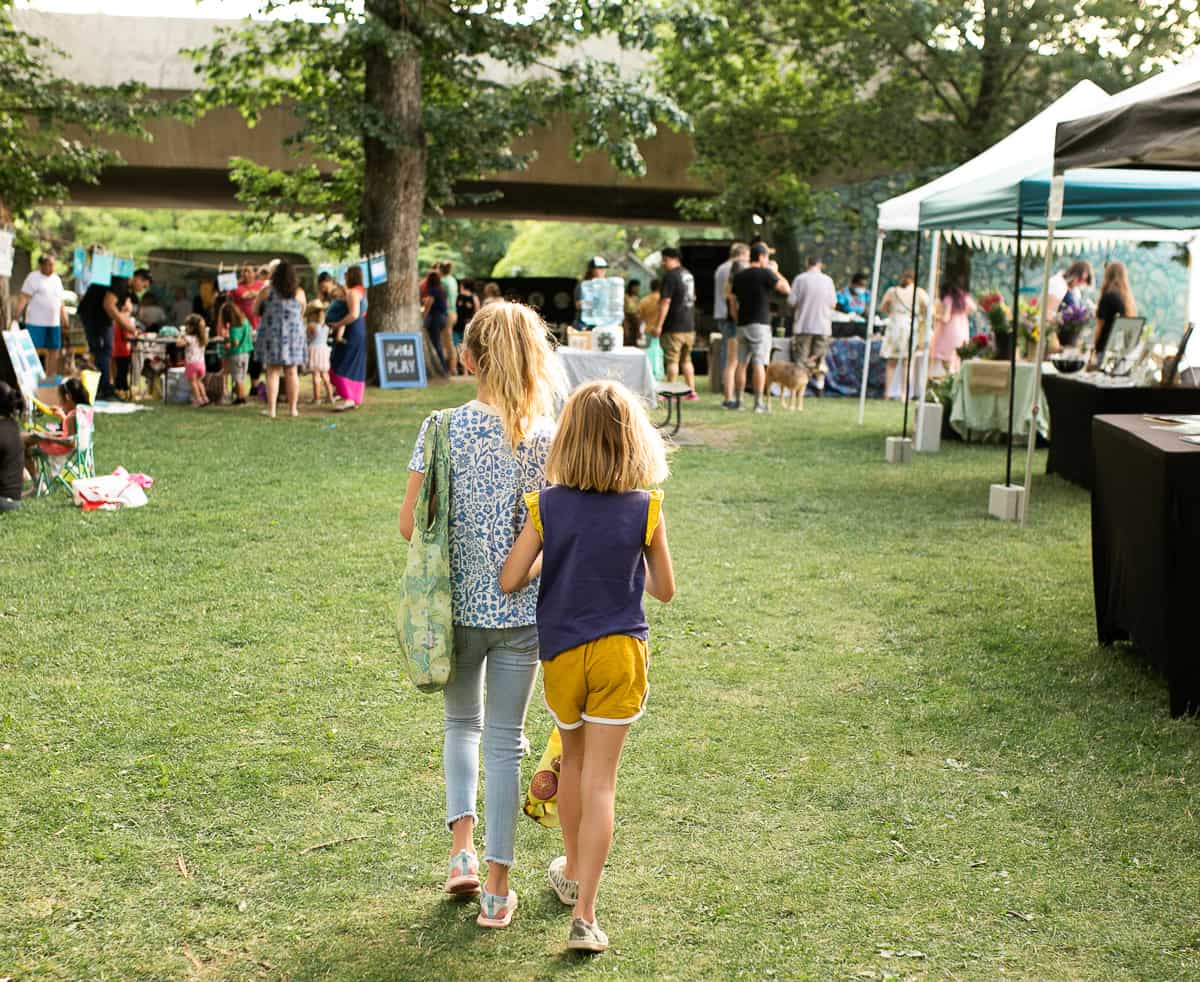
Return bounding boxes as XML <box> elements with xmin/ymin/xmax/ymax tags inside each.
<box><xmin>788</xmin><ymin>177</ymin><xmax>1191</xmax><ymax>340</ymax></box>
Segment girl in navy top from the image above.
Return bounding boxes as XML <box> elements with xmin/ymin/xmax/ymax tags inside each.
<box><xmin>501</xmin><ymin>379</ymin><xmax>675</xmax><ymax>954</ymax></box>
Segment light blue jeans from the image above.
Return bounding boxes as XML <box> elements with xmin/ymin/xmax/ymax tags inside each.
<box><xmin>444</xmin><ymin>624</ymin><xmax>539</xmax><ymax>867</ymax></box>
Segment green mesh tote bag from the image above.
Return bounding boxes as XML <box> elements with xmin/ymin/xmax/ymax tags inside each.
<box><xmin>398</xmin><ymin>410</ymin><xmax>455</xmax><ymax>692</ymax></box>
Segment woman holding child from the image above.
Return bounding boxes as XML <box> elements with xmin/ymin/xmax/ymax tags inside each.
<box><xmin>328</xmin><ymin>265</ymin><xmax>368</xmax><ymax>408</ymax></box>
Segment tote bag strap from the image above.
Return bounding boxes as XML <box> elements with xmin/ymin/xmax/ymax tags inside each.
<box><xmin>418</xmin><ymin>409</ymin><xmax>453</xmax><ymax>538</ymax></box>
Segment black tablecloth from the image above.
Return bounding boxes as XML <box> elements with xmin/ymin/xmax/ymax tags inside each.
<box><xmin>1044</xmin><ymin>375</ymin><xmax>1200</xmax><ymax>489</ymax></box>
<box><xmin>1091</xmin><ymin>414</ymin><xmax>1200</xmax><ymax>716</ymax></box>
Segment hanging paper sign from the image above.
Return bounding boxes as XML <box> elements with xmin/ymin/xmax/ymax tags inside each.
<box><xmin>114</xmin><ymin>257</ymin><xmax>136</xmax><ymax>279</ymax></box>
<box><xmin>1048</xmin><ymin>175</ymin><xmax>1065</xmax><ymax>223</ymax></box>
<box><xmin>2</xmin><ymin>327</ymin><xmax>46</xmax><ymax>400</ymax></box>
<box><xmin>0</xmin><ymin>229</ymin><xmax>13</xmax><ymax>279</ymax></box>
<box><xmin>336</xmin><ymin>264</ymin><xmax>348</xmax><ymax>285</ymax></box>
<box><xmin>90</xmin><ymin>251</ymin><xmax>113</xmax><ymax>288</ymax></box>
<box><xmin>73</xmin><ymin>247</ymin><xmax>86</xmax><ymax>283</ymax></box>
<box><xmin>356</xmin><ymin>259</ymin><xmax>369</xmax><ymax>285</ymax></box>
<box><xmin>369</xmin><ymin>254</ymin><xmax>387</xmax><ymax>286</ymax></box>
<box><xmin>216</xmin><ymin>271</ymin><xmax>238</xmax><ymax>292</ymax></box>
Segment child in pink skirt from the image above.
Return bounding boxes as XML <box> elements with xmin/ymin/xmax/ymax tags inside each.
<box><xmin>305</xmin><ymin>301</ymin><xmax>333</xmax><ymax>404</ymax></box>
<box><xmin>178</xmin><ymin>314</ymin><xmax>210</xmax><ymax>407</ymax></box>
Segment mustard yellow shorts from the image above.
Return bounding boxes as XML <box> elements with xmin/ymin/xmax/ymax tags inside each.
<box><xmin>543</xmin><ymin>634</ymin><xmax>649</xmax><ymax>729</ymax></box>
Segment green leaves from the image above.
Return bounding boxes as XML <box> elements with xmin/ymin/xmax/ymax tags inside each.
<box><xmin>0</xmin><ymin>1</ymin><xmax>150</xmax><ymax>219</ymax></box>
<box><xmin>656</xmin><ymin>0</ymin><xmax>1198</xmax><ymax>232</ymax></box>
<box><xmin>186</xmin><ymin>1</ymin><xmax>686</xmax><ymax>255</ymax></box>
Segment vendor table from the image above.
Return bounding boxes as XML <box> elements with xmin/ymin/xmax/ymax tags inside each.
<box><xmin>949</xmin><ymin>360</ymin><xmax>1052</xmax><ymax>442</ymax></box>
<box><xmin>1091</xmin><ymin>414</ymin><xmax>1200</xmax><ymax>716</ymax></box>
<box><xmin>1044</xmin><ymin>374</ymin><xmax>1200</xmax><ymax>490</ymax></box>
<box><xmin>769</xmin><ymin>336</ymin><xmax>885</xmax><ymax>397</ymax></box>
<box><xmin>555</xmin><ymin>348</ymin><xmax>657</xmax><ymax>407</ymax></box>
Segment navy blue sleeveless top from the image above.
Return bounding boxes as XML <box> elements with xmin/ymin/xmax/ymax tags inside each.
<box><xmin>528</xmin><ymin>486</ymin><xmax>661</xmax><ymax>662</ymax></box>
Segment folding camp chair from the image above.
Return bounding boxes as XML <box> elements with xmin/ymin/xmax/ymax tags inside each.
<box><xmin>32</xmin><ymin>405</ymin><xmax>95</xmax><ymax>496</ymax></box>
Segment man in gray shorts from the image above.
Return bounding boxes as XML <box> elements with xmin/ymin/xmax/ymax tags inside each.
<box><xmin>729</xmin><ymin>243</ymin><xmax>791</xmax><ymax>413</ymax></box>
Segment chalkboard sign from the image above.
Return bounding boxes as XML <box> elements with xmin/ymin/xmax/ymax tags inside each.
<box><xmin>375</xmin><ymin>333</ymin><xmax>427</xmax><ymax>389</ymax></box>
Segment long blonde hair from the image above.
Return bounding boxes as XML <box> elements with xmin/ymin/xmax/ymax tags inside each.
<box><xmin>1100</xmin><ymin>262</ymin><xmax>1137</xmax><ymax>318</ymax></box>
<box><xmin>464</xmin><ymin>301</ymin><xmax>563</xmax><ymax>449</ymax></box>
<box><xmin>546</xmin><ymin>380</ymin><xmax>668</xmax><ymax>493</ymax></box>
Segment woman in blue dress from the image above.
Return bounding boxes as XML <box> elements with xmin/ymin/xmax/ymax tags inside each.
<box><xmin>252</xmin><ymin>260</ymin><xmax>307</xmax><ymax>418</ymax></box>
<box><xmin>328</xmin><ymin>264</ymin><xmax>368</xmax><ymax>408</ymax></box>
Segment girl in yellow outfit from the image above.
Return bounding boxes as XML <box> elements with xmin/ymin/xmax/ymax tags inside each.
<box><xmin>501</xmin><ymin>380</ymin><xmax>675</xmax><ymax>953</ymax></box>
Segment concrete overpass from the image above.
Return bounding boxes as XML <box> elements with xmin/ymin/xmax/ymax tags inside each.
<box><xmin>14</xmin><ymin>11</ymin><xmax>708</xmax><ymax>223</ymax></box>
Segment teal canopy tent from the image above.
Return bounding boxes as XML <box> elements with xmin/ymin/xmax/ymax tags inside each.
<box><xmin>919</xmin><ymin>168</ymin><xmax>1200</xmax><ymax>234</ymax></box>
<box><xmin>918</xmin><ymin>167</ymin><xmax>1200</xmax><ymax>524</ymax></box>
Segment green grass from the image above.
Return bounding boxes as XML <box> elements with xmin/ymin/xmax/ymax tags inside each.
<box><xmin>1</xmin><ymin>384</ymin><xmax>1197</xmax><ymax>981</ymax></box>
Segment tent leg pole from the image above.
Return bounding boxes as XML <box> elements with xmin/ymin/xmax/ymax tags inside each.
<box><xmin>1020</xmin><ymin>222</ymin><xmax>1058</xmax><ymax>527</ymax></box>
<box><xmin>915</xmin><ymin>231</ymin><xmax>941</xmax><ymax>441</ymax></box>
<box><xmin>1005</xmin><ymin>218</ymin><xmax>1024</xmax><ymax>488</ymax></box>
<box><xmin>902</xmin><ymin>230</ymin><xmax>923</xmax><ymax>439</ymax></box>
<box><xmin>858</xmin><ymin>229</ymin><xmax>885</xmax><ymax>425</ymax></box>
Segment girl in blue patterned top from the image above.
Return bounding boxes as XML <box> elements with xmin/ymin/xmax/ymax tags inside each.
<box><xmin>501</xmin><ymin>380</ymin><xmax>676</xmax><ymax>954</ymax></box>
<box><xmin>400</xmin><ymin>301</ymin><xmax>563</xmax><ymax>930</ymax></box>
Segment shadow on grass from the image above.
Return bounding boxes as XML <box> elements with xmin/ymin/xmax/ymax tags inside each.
<box><xmin>276</xmin><ymin>889</ymin><xmax>597</xmax><ymax>981</ymax></box>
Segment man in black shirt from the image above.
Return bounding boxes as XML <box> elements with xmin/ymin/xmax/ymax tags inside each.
<box><xmin>77</xmin><ymin>267</ymin><xmax>151</xmax><ymax>400</ymax></box>
<box><xmin>729</xmin><ymin>243</ymin><xmax>790</xmax><ymax>412</ymax></box>
<box><xmin>655</xmin><ymin>247</ymin><xmax>697</xmax><ymax>396</ymax></box>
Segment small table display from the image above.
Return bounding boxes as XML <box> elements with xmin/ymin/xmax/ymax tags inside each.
<box><xmin>555</xmin><ymin>348</ymin><xmax>658</xmax><ymax>408</ymax></box>
<box><xmin>948</xmin><ymin>359</ymin><xmax>1051</xmax><ymax>442</ymax></box>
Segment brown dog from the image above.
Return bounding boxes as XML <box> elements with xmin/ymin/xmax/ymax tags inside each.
<box><xmin>765</xmin><ymin>360</ymin><xmax>809</xmax><ymax>412</ymax></box>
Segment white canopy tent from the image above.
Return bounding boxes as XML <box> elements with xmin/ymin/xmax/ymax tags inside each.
<box><xmin>859</xmin><ymin>56</ymin><xmax>1200</xmax><ymax>428</ymax></box>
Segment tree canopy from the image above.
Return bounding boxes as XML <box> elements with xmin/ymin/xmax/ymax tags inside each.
<box><xmin>658</xmin><ymin>0</ymin><xmax>1199</xmax><ymax>232</ymax></box>
<box><xmin>188</xmin><ymin>1</ymin><xmax>685</xmax><ymax>257</ymax></box>
<box><xmin>0</xmin><ymin>1</ymin><xmax>146</xmax><ymax>224</ymax></box>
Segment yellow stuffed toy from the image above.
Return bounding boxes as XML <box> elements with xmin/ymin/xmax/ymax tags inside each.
<box><xmin>523</xmin><ymin>727</ymin><xmax>562</xmax><ymax>829</ymax></box>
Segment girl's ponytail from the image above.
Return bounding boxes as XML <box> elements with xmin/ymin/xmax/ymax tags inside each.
<box><xmin>464</xmin><ymin>302</ymin><xmax>564</xmax><ymax>449</ymax></box>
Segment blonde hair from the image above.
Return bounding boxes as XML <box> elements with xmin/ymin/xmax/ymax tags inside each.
<box><xmin>464</xmin><ymin>301</ymin><xmax>563</xmax><ymax>449</ymax></box>
<box><xmin>1100</xmin><ymin>261</ymin><xmax>1137</xmax><ymax>318</ymax></box>
<box><xmin>183</xmin><ymin>313</ymin><xmax>209</xmax><ymax>348</ymax></box>
<box><xmin>304</xmin><ymin>301</ymin><xmax>326</xmax><ymax>323</ymax></box>
<box><xmin>546</xmin><ymin>380</ymin><xmax>669</xmax><ymax>493</ymax></box>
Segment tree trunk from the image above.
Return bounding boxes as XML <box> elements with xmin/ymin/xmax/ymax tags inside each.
<box><xmin>360</xmin><ymin>20</ymin><xmax>444</xmax><ymax>383</ymax></box>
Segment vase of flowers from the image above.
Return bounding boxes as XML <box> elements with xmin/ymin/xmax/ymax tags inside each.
<box><xmin>979</xmin><ymin>291</ymin><xmax>1012</xmax><ymax>359</ymax></box>
<box><xmin>1057</xmin><ymin>300</ymin><xmax>1094</xmax><ymax>349</ymax></box>
<box><xmin>1019</xmin><ymin>297</ymin><xmax>1042</xmax><ymax>359</ymax></box>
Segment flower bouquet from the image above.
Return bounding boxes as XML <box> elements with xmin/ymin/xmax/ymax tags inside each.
<box><xmin>978</xmin><ymin>290</ymin><xmax>1012</xmax><ymax>358</ymax></box>
<box><xmin>1056</xmin><ymin>300</ymin><xmax>1094</xmax><ymax>348</ymax></box>
<box><xmin>957</xmin><ymin>333</ymin><xmax>991</xmax><ymax>361</ymax></box>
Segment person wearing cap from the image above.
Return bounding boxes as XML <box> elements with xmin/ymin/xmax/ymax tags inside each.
<box><xmin>574</xmin><ymin>256</ymin><xmax>608</xmax><ymax>327</ymax></box>
<box><xmin>77</xmin><ymin>266</ymin><xmax>152</xmax><ymax>401</ymax></box>
<box><xmin>655</xmin><ymin>247</ymin><xmax>698</xmax><ymax>397</ymax></box>
<box><xmin>15</xmin><ymin>251</ymin><xmax>70</xmax><ymax>378</ymax></box>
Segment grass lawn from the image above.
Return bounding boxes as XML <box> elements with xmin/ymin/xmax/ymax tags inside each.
<box><xmin>1</xmin><ymin>382</ymin><xmax>1197</xmax><ymax>981</ymax></box>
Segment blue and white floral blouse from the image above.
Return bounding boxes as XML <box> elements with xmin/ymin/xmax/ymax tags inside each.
<box><xmin>409</xmin><ymin>400</ymin><xmax>554</xmax><ymax>628</ymax></box>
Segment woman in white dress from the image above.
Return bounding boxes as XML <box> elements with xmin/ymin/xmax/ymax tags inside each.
<box><xmin>878</xmin><ymin>270</ymin><xmax>929</xmax><ymax>400</ymax></box>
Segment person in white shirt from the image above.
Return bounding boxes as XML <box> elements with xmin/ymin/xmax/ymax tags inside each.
<box><xmin>788</xmin><ymin>256</ymin><xmax>838</xmax><ymax>390</ymax></box>
<box><xmin>15</xmin><ymin>252</ymin><xmax>70</xmax><ymax>378</ymax></box>
<box><xmin>1046</xmin><ymin>260</ymin><xmax>1094</xmax><ymax>315</ymax></box>
<box><xmin>713</xmin><ymin>241</ymin><xmax>749</xmax><ymax>406</ymax></box>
